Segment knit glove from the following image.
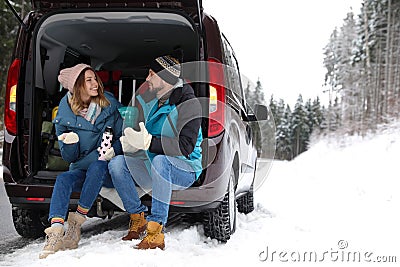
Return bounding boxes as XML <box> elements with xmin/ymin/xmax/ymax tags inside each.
<box><xmin>120</xmin><ymin>135</ymin><xmax>139</xmax><ymax>154</ymax></box>
<box><xmin>104</xmin><ymin>147</ymin><xmax>115</xmax><ymax>161</ymax></box>
<box><xmin>58</xmin><ymin>132</ymin><xmax>79</xmax><ymax>144</ymax></box>
<box><xmin>124</xmin><ymin>122</ymin><xmax>152</xmax><ymax>150</ymax></box>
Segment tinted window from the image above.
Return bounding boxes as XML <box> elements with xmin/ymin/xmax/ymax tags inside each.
<box><xmin>221</xmin><ymin>35</ymin><xmax>244</xmax><ymax>108</ymax></box>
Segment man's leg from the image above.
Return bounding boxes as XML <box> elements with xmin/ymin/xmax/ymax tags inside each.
<box><xmin>109</xmin><ymin>155</ymin><xmax>149</xmax><ymax>240</ymax></box>
<box><xmin>136</xmin><ymin>155</ymin><xmax>195</xmax><ymax>250</ymax></box>
<box><xmin>147</xmin><ymin>155</ymin><xmax>196</xmax><ymax>225</ymax></box>
<box><xmin>108</xmin><ymin>155</ymin><xmax>149</xmax><ymax>214</ymax></box>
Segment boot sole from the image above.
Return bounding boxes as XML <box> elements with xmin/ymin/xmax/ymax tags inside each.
<box><xmin>63</xmin><ymin>244</ymin><xmax>78</xmax><ymax>250</ymax></box>
<box><xmin>134</xmin><ymin>242</ymin><xmax>165</xmax><ymax>250</ymax></box>
<box><xmin>39</xmin><ymin>250</ymin><xmax>57</xmax><ymax>259</ymax></box>
<box><xmin>122</xmin><ymin>226</ymin><xmax>147</xmax><ymax>241</ymax></box>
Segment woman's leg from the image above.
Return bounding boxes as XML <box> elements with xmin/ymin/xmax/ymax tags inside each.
<box><xmin>41</xmin><ymin>169</ymin><xmax>86</xmax><ymax>259</ymax></box>
<box><xmin>63</xmin><ymin>161</ymin><xmax>111</xmax><ymax>250</ymax></box>
<box><xmin>77</xmin><ymin>160</ymin><xmax>110</xmax><ymax>215</ymax></box>
<box><xmin>48</xmin><ymin>169</ymin><xmax>86</xmax><ymax>223</ymax></box>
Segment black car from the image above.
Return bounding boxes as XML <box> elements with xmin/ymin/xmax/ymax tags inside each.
<box><xmin>3</xmin><ymin>0</ymin><xmax>269</xmax><ymax>242</ymax></box>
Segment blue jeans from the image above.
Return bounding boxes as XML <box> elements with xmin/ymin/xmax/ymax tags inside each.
<box><xmin>48</xmin><ymin>160</ymin><xmax>112</xmax><ymax>221</ymax></box>
<box><xmin>108</xmin><ymin>154</ymin><xmax>195</xmax><ymax>225</ymax></box>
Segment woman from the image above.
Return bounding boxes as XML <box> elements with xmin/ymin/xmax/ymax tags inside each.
<box><xmin>40</xmin><ymin>63</ymin><xmax>122</xmax><ymax>259</ymax></box>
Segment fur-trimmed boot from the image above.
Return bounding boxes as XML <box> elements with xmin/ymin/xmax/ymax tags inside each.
<box><xmin>63</xmin><ymin>212</ymin><xmax>86</xmax><ymax>250</ymax></box>
<box><xmin>122</xmin><ymin>212</ymin><xmax>147</xmax><ymax>241</ymax></box>
<box><xmin>134</xmin><ymin>221</ymin><xmax>165</xmax><ymax>250</ymax></box>
<box><xmin>39</xmin><ymin>226</ymin><xmax>65</xmax><ymax>259</ymax></box>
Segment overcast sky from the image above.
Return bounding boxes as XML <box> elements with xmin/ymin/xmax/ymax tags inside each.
<box><xmin>202</xmin><ymin>0</ymin><xmax>363</xmax><ymax>106</ymax></box>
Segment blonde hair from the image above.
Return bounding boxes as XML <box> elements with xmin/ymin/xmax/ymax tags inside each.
<box><xmin>69</xmin><ymin>68</ymin><xmax>110</xmax><ymax>115</ymax></box>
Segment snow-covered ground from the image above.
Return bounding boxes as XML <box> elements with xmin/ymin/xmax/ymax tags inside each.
<box><xmin>1</xmin><ymin>123</ymin><xmax>399</xmax><ymax>267</ymax></box>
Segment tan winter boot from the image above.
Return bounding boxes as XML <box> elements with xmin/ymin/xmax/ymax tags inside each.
<box><xmin>39</xmin><ymin>226</ymin><xmax>64</xmax><ymax>259</ymax></box>
<box><xmin>134</xmin><ymin>221</ymin><xmax>165</xmax><ymax>250</ymax></box>
<box><xmin>63</xmin><ymin>212</ymin><xmax>86</xmax><ymax>250</ymax></box>
<box><xmin>122</xmin><ymin>212</ymin><xmax>147</xmax><ymax>241</ymax></box>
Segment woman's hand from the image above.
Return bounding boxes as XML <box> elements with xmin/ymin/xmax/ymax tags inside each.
<box><xmin>58</xmin><ymin>132</ymin><xmax>79</xmax><ymax>144</ymax></box>
<box><xmin>104</xmin><ymin>147</ymin><xmax>115</xmax><ymax>161</ymax></box>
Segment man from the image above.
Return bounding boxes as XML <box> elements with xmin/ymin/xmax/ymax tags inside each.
<box><xmin>108</xmin><ymin>51</ymin><xmax>203</xmax><ymax>250</ymax></box>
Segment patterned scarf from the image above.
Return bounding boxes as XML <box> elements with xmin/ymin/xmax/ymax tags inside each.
<box><xmin>68</xmin><ymin>92</ymin><xmax>102</xmax><ymax>124</ymax></box>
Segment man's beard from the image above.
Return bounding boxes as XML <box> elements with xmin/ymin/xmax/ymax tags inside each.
<box><xmin>156</xmin><ymin>85</ymin><xmax>173</xmax><ymax>100</ymax></box>
<box><xmin>149</xmin><ymin>83</ymin><xmax>163</xmax><ymax>93</ymax></box>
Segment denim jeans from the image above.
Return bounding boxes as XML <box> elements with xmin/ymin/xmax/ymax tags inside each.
<box><xmin>108</xmin><ymin>154</ymin><xmax>195</xmax><ymax>225</ymax></box>
<box><xmin>48</xmin><ymin>160</ymin><xmax>111</xmax><ymax>221</ymax></box>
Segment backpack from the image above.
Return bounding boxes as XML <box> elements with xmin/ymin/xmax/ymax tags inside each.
<box><xmin>41</xmin><ymin>108</ymin><xmax>70</xmax><ymax>171</ymax></box>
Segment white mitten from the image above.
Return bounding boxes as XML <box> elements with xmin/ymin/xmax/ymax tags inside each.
<box><xmin>120</xmin><ymin>136</ymin><xmax>139</xmax><ymax>154</ymax></box>
<box><xmin>104</xmin><ymin>147</ymin><xmax>115</xmax><ymax>161</ymax></box>
<box><xmin>58</xmin><ymin>132</ymin><xmax>79</xmax><ymax>144</ymax></box>
<box><xmin>124</xmin><ymin>122</ymin><xmax>152</xmax><ymax>150</ymax></box>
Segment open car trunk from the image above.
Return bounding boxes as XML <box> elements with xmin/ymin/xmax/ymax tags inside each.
<box><xmin>30</xmin><ymin>9</ymin><xmax>202</xmax><ymax>183</ymax></box>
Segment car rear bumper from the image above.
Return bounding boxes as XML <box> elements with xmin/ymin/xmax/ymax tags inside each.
<box><xmin>5</xmin><ymin>180</ymin><xmax>226</xmax><ymax>213</ymax></box>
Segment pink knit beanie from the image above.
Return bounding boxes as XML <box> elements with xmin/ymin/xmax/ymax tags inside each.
<box><xmin>58</xmin><ymin>63</ymin><xmax>91</xmax><ymax>93</ymax></box>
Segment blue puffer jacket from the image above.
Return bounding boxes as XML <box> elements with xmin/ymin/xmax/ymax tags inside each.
<box><xmin>136</xmin><ymin>81</ymin><xmax>203</xmax><ymax>179</ymax></box>
<box><xmin>53</xmin><ymin>91</ymin><xmax>123</xmax><ymax>171</ymax></box>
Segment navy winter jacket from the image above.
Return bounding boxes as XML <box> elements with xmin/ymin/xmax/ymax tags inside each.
<box><xmin>53</xmin><ymin>92</ymin><xmax>123</xmax><ymax>171</ymax></box>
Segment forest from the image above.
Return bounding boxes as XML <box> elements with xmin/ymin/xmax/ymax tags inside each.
<box><xmin>1</xmin><ymin>0</ymin><xmax>399</xmax><ymax>159</ymax></box>
<box><xmin>245</xmin><ymin>0</ymin><xmax>400</xmax><ymax>160</ymax></box>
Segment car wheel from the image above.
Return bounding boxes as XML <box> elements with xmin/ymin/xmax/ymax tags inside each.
<box><xmin>237</xmin><ymin>183</ymin><xmax>254</xmax><ymax>214</ymax></box>
<box><xmin>12</xmin><ymin>208</ymin><xmax>50</xmax><ymax>238</ymax></box>
<box><xmin>237</xmin><ymin>161</ymin><xmax>256</xmax><ymax>214</ymax></box>
<box><xmin>203</xmin><ymin>166</ymin><xmax>237</xmax><ymax>242</ymax></box>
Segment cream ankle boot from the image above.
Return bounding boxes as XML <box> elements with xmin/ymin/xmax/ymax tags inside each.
<box><xmin>63</xmin><ymin>212</ymin><xmax>86</xmax><ymax>250</ymax></box>
<box><xmin>39</xmin><ymin>226</ymin><xmax>64</xmax><ymax>259</ymax></box>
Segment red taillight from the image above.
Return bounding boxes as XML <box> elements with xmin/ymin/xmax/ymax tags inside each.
<box><xmin>208</xmin><ymin>58</ymin><xmax>225</xmax><ymax>137</ymax></box>
<box><xmin>5</xmin><ymin>59</ymin><xmax>21</xmax><ymax>135</ymax></box>
<box><xmin>26</xmin><ymin>198</ymin><xmax>45</xmax><ymax>202</ymax></box>
<box><xmin>170</xmin><ymin>201</ymin><xmax>185</xmax><ymax>205</ymax></box>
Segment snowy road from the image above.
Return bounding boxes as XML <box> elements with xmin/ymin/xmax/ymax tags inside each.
<box><xmin>1</xmin><ymin>125</ymin><xmax>399</xmax><ymax>266</ymax></box>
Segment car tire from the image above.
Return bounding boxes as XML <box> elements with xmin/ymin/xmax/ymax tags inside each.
<box><xmin>236</xmin><ymin>183</ymin><xmax>254</xmax><ymax>214</ymax></box>
<box><xmin>203</xmin><ymin>166</ymin><xmax>237</xmax><ymax>242</ymax></box>
<box><xmin>237</xmin><ymin>161</ymin><xmax>256</xmax><ymax>214</ymax></box>
<box><xmin>12</xmin><ymin>208</ymin><xmax>50</xmax><ymax>238</ymax></box>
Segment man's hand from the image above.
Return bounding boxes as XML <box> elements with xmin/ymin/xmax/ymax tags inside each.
<box><xmin>120</xmin><ymin>136</ymin><xmax>139</xmax><ymax>154</ymax></box>
<box><xmin>58</xmin><ymin>132</ymin><xmax>79</xmax><ymax>144</ymax></box>
<box><xmin>124</xmin><ymin>122</ymin><xmax>152</xmax><ymax>150</ymax></box>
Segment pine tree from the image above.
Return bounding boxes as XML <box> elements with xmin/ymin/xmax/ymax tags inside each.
<box><xmin>244</xmin><ymin>81</ymin><xmax>255</xmax><ymax>111</ymax></box>
<box><xmin>253</xmin><ymin>79</ymin><xmax>265</xmax><ymax>106</ymax></box>
<box><xmin>269</xmin><ymin>95</ymin><xmax>279</xmax><ymax>126</ymax></box>
<box><xmin>311</xmin><ymin>97</ymin><xmax>324</xmax><ymax>132</ymax></box>
<box><xmin>291</xmin><ymin>95</ymin><xmax>310</xmax><ymax>157</ymax></box>
<box><xmin>275</xmin><ymin>104</ymin><xmax>293</xmax><ymax>160</ymax></box>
